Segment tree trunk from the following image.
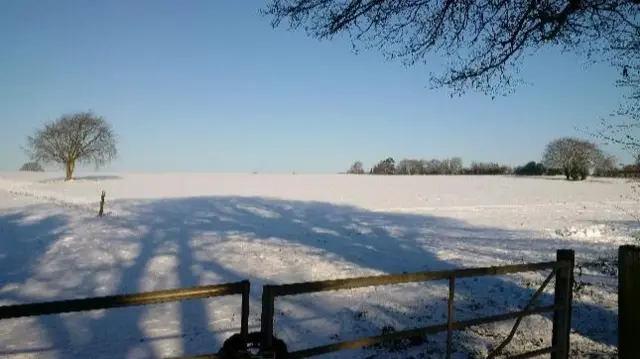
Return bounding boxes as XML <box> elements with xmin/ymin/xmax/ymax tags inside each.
<box><xmin>65</xmin><ymin>161</ymin><xmax>75</xmax><ymax>181</ymax></box>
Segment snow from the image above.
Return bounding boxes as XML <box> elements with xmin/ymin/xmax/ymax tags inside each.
<box><xmin>0</xmin><ymin>172</ymin><xmax>637</xmax><ymax>358</ymax></box>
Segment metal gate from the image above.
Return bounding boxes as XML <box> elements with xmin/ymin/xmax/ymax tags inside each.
<box><xmin>0</xmin><ymin>250</ymin><xmax>575</xmax><ymax>358</ymax></box>
<box><xmin>260</xmin><ymin>250</ymin><xmax>574</xmax><ymax>359</ymax></box>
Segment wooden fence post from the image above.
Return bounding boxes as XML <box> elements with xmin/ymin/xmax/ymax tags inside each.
<box><xmin>552</xmin><ymin>249</ymin><xmax>574</xmax><ymax>359</ymax></box>
<box><xmin>619</xmin><ymin>245</ymin><xmax>640</xmax><ymax>359</ymax></box>
<box><xmin>240</xmin><ymin>280</ymin><xmax>250</xmax><ymax>343</ymax></box>
<box><xmin>261</xmin><ymin>285</ymin><xmax>275</xmax><ymax>350</ymax></box>
<box><xmin>98</xmin><ymin>190</ymin><xmax>106</xmax><ymax>217</ymax></box>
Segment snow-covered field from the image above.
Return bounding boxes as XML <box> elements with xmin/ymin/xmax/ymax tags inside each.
<box><xmin>0</xmin><ymin>172</ymin><xmax>638</xmax><ymax>358</ymax></box>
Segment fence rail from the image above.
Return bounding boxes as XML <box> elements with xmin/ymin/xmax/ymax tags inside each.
<box><xmin>261</xmin><ymin>250</ymin><xmax>575</xmax><ymax>359</ymax></box>
<box><xmin>266</xmin><ymin>261</ymin><xmax>564</xmax><ymax>297</ymax></box>
<box><xmin>0</xmin><ymin>280</ymin><xmax>251</xmax><ymax>359</ymax></box>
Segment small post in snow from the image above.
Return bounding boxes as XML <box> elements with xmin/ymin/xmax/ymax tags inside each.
<box><xmin>98</xmin><ymin>190</ymin><xmax>106</xmax><ymax>217</ymax></box>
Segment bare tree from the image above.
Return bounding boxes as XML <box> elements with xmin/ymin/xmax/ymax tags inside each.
<box><xmin>542</xmin><ymin>137</ymin><xmax>600</xmax><ymax>180</ymax></box>
<box><xmin>261</xmin><ymin>0</ymin><xmax>639</xmax><ymax>96</ymax></box>
<box><xmin>593</xmin><ymin>151</ymin><xmax>619</xmax><ymax>177</ymax></box>
<box><xmin>408</xmin><ymin>159</ymin><xmax>425</xmax><ymax>174</ymax></box>
<box><xmin>24</xmin><ymin>112</ymin><xmax>118</xmax><ymax>181</ymax></box>
<box><xmin>347</xmin><ymin>160</ymin><xmax>366</xmax><ymax>174</ymax></box>
<box><xmin>395</xmin><ymin>159</ymin><xmax>410</xmax><ymax>175</ymax></box>
<box><xmin>449</xmin><ymin>157</ymin><xmax>463</xmax><ymax>175</ymax></box>
<box><xmin>593</xmin><ymin>53</ymin><xmax>640</xmax><ymax>159</ymax></box>
<box><xmin>396</xmin><ymin>158</ymin><xmax>424</xmax><ymax>175</ymax></box>
<box><xmin>424</xmin><ymin>159</ymin><xmax>442</xmax><ymax>174</ymax></box>
<box><xmin>441</xmin><ymin>158</ymin><xmax>453</xmax><ymax>174</ymax></box>
<box><xmin>585</xmin><ymin>43</ymin><xmax>640</xmax><ymax>218</ymax></box>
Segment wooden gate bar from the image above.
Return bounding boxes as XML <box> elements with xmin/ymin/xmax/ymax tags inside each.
<box><xmin>0</xmin><ymin>281</ymin><xmax>249</xmax><ymax>319</ymax></box>
<box><xmin>270</xmin><ymin>261</ymin><xmax>564</xmax><ymax>297</ymax></box>
<box><xmin>287</xmin><ymin>304</ymin><xmax>560</xmax><ymax>358</ymax></box>
<box><xmin>167</xmin><ymin>354</ymin><xmax>224</xmax><ymax>359</ymax></box>
<box><xmin>0</xmin><ymin>280</ymin><xmax>251</xmax><ymax>359</ymax></box>
<box><xmin>487</xmin><ymin>269</ymin><xmax>558</xmax><ymax>358</ymax></box>
<box><xmin>506</xmin><ymin>346</ymin><xmax>556</xmax><ymax>359</ymax></box>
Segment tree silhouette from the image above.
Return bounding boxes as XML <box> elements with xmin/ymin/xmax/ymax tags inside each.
<box><xmin>24</xmin><ymin>112</ymin><xmax>118</xmax><ymax>181</ymax></box>
<box><xmin>542</xmin><ymin>137</ymin><xmax>601</xmax><ymax>181</ymax></box>
<box><xmin>347</xmin><ymin>161</ymin><xmax>366</xmax><ymax>174</ymax></box>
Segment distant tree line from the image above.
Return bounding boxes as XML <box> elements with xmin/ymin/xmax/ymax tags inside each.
<box><xmin>592</xmin><ymin>163</ymin><xmax>640</xmax><ymax>178</ymax></box>
<box><xmin>348</xmin><ymin>157</ymin><xmax>514</xmax><ymax>176</ymax></box>
<box><xmin>19</xmin><ymin>162</ymin><xmax>44</xmax><ymax>172</ymax></box>
<box><xmin>346</xmin><ymin>137</ymin><xmax>638</xmax><ymax>181</ymax></box>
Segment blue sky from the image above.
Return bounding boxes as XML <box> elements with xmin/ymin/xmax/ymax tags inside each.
<box><xmin>0</xmin><ymin>0</ymin><xmax>632</xmax><ymax>173</ymax></box>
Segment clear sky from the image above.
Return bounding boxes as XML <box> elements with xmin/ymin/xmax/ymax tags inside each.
<box><xmin>0</xmin><ymin>0</ymin><xmax>632</xmax><ymax>173</ymax></box>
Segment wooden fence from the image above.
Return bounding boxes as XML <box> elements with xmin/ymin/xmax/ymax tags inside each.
<box><xmin>260</xmin><ymin>250</ymin><xmax>575</xmax><ymax>359</ymax></box>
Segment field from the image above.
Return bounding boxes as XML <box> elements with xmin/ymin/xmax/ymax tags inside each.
<box><xmin>0</xmin><ymin>172</ymin><xmax>638</xmax><ymax>358</ymax></box>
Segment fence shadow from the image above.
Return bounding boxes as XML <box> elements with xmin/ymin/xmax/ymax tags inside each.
<box><xmin>0</xmin><ymin>195</ymin><xmax>620</xmax><ymax>358</ymax></box>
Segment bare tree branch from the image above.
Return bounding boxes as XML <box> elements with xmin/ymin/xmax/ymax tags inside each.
<box><xmin>261</xmin><ymin>0</ymin><xmax>640</xmax><ymax>96</ymax></box>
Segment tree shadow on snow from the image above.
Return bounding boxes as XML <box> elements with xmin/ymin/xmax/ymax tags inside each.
<box><xmin>0</xmin><ymin>196</ymin><xmax>620</xmax><ymax>358</ymax></box>
<box><xmin>39</xmin><ymin>175</ymin><xmax>123</xmax><ymax>183</ymax></box>
<box><xmin>513</xmin><ymin>176</ymin><xmax>616</xmax><ymax>185</ymax></box>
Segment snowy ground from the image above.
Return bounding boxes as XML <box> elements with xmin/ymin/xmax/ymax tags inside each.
<box><xmin>0</xmin><ymin>172</ymin><xmax>638</xmax><ymax>358</ymax></box>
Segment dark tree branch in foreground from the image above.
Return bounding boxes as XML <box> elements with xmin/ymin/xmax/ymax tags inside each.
<box><xmin>589</xmin><ymin>37</ymin><xmax>640</xmax><ymax>159</ymax></box>
<box><xmin>24</xmin><ymin>112</ymin><xmax>118</xmax><ymax>181</ymax></box>
<box><xmin>261</xmin><ymin>0</ymin><xmax>639</xmax><ymax>95</ymax></box>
